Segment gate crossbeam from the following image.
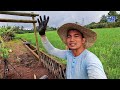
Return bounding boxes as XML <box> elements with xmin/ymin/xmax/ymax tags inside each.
<box><xmin>0</xmin><ymin>18</ymin><xmax>36</xmax><ymax>23</ymax></box>
<box><xmin>0</xmin><ymin>11</ymin><xmax>39</xmax><ymax>17</ymax></box>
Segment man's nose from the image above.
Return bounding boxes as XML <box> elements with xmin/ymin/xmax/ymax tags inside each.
<box><xmin>70</xmin><ymin>37</ymin><xmax>74</xmax><ymax>41</ymax></box>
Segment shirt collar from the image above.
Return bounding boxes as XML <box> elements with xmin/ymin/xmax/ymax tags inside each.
<box><xmin>69</xmin><ymin>49</ymin><xmax>87</xmax><ymax>59</ymax></box>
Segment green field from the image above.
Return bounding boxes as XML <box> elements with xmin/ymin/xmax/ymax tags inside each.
<box><xmin>16</xmin><ymin>28</ymin><xmax>120</xmax><ymax>79</ymax></box>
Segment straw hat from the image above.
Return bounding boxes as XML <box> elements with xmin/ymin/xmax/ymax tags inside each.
<box><xmin>57</xmin><ymin>23</ymin><xmax>97</xmax><ymax>48</ymax></box>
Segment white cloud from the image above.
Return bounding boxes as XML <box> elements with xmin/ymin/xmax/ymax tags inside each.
<box><xmin>0</xmin><ymin>11</ymin><xmax>117</xmax><ymax>29</ymax></box>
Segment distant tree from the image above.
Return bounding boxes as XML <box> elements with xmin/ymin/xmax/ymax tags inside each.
<box><xmin>108</xmin><ymin>11</ymin><xmax>119</xmax><ymax>22</ymax></box>
<box><xmin>116</xmin><ymin>14</ymin><xmax>120</xmax><ymax>22</ymax></box>
<box><xmin>108</xmin><ymin>11</ymin><xmax>118</xmax><ymax>16</ymax></box>
<box><xmin>89</xmin><ymin>22</ymin><xmax>96</xmax><ymax>25</ymax></box>
<box><xmin>100</xmin><ymin>15</ymin><xmax>107</xmax><ymax>23</ymax></box>
<box><xmin>75</xmin><ymin>22</ymin><xmax>78</xmax><ymax>24</ymax></box>
<box><xmin>12</xmin><ymin>26</ymin><xmax>20</xmax><ymax>32</ymax></box>
<box><xmin>20</xmin><ymin>26</ymin><xmax>24</xmax><ymax>30</ymax></box>
<box><xmin>6</xmin><ymin>26</ymin><xmax>11</xmax><ymax>29</ymax></box>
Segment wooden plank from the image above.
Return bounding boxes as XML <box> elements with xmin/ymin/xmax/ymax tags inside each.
<box><xmin>24</xmin><ymin>44</ymin><xmax>39</xmax><ymax>60</ymax></box>
<box><xmin>0</xmin><ymin>11</ymin><xmax>39</xmax><ymax>17</ymax></box>
<box><xmin>0</xmin><ymin>18</ymin><xmax>37</xmax><ymax>23</ymax></box>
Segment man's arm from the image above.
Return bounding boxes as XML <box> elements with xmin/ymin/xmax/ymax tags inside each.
<box><xmin>40</xmin><ymin>35</ymin><xmax>67</xmax><ymax>59</ymax></box>
<box><xmin>86</xmin><ymin>54</ymin><xmax>107</xmax><ymax>79</ymax></box>
<box><xmin>37</xmin><ymin>15</ymin><xmax>67</xmax><ymax>59</ymax></box>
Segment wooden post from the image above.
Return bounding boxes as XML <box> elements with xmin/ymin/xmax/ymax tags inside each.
<box><xmin>31</xmin><ymin>12</ymin><xmax>40</xmax><ymax>59</ymax></box>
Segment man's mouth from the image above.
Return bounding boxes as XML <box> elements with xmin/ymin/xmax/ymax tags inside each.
<box><xmin>69</xmin><ymin>43</ymin><xmax>76</xmax><ymax>47</ymax></box>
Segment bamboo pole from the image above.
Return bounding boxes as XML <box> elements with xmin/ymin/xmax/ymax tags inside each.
<box><xmin>24</xmin><ymin>44</ymin><xmax>39</xmax><ymax>59</ymax></box>
<box><xmin>0</xmin><ymin>18</ymin><xmax>37</xmax><ymax>23</ymax></box>
<box><xmin>31</xmin><ymin>12</ymin><xmax>40</xmax><ymax>60</ymax></box>
<box><xmin>0</xmin><ymin>11</ymin><xmax>39</xmax><ymax>17</ymax></box>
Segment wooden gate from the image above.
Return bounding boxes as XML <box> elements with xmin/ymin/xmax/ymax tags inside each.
<box><xmin>0</xmin><ymin>11</ymin><xmax>66</xmax><ymax>79</ymax></box>
<box><xmin>0</xmin><ymin>11</ymin><xmax>40</xmax><ymax>59</ymax></box>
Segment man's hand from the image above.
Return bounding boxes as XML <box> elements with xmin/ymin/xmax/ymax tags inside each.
<box><xmin>37</xmin><ymin>15</ymin><xmax>49</xmax><ymax>35</ymax></box>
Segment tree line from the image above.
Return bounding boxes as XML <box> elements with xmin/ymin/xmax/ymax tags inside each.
<box><xmin>85</xmin><ymin>11</ymin><xmax>120</xmax><ymax>29</ymax></box>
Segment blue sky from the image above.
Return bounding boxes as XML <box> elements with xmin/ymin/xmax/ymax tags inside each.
<box><xmin>0</xmin><ymin>11</ymin><xmax>120</xmax><ymax>29</ymax></box>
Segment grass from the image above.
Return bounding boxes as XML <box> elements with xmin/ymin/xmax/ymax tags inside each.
<box><xmin>15</xmin><ymin>28</ymin><xmax>120</xmax><ymax>79</ymax></box>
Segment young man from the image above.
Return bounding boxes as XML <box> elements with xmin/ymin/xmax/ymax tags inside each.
<box><xmin>37</xmin><ymin>15</ymin><xmax>107</xmax><ymax>79</ymax></box>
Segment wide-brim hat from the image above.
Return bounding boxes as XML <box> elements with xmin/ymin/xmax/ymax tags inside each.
<box><xmin>57</xmin><ymin>23</ymin><xmax>97</xmax><ymax>48</ymax></box>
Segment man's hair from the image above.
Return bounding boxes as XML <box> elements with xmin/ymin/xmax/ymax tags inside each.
<box><xmin>67</xmin><ymin>29</ymin><xmax>84</xmax><ymax>38</ymax></box>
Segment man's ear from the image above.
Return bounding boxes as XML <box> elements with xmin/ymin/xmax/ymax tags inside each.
<box><xmin>82</xmin><ymin>38</ymin><xmax>86</xmax><ymax>44</ymax></box>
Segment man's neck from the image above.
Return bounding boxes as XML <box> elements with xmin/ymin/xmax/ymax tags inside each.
<box><xmin>72</xmin><ymin>47</ymin><xmax>85</xmax><ymax>57</ymax></box>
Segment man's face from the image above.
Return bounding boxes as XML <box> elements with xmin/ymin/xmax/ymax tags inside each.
<box><xmin>66</xmin><ymin>30</ymin><xmax>85</xmax><ymax>50</ymax></box>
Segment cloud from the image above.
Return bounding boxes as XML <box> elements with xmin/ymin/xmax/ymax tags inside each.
<box><xmin>0</xmin><ymin>11</ymin><xmax>119</xmax><ymax>29</ymax></box>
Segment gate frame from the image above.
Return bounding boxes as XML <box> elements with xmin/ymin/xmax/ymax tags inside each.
<box><xmin>0</xmin><ymin>11</ymin><xmax>40</xmax><ymax>60</ymax></box>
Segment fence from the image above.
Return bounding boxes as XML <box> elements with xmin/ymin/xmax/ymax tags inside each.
<box><xmin>22</xmin><ymin>39</ymin><xmax>66</xmax><ymax>79</ymax></box>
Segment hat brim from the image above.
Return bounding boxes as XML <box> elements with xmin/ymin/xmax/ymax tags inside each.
<box><xmin>57</xmin><ymin>23</ymin><xmax>97</xmax><ymax>48</ymax></box>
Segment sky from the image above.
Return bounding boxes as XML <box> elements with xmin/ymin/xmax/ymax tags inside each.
<box><xmin>0</xmin><ymin>11</ymin><xmax>120</xmax><ymax>29</ymax></box>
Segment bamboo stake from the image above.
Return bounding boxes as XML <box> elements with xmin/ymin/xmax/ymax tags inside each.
<box><xmin>34</xmin><ymin>74</ymin><xmax>37</xmax><ymax>79</ymax></box>
<box><xmin>31</xmin><ymin>12</ymin><xmax>40</xmax><ymax>60</ymax></box>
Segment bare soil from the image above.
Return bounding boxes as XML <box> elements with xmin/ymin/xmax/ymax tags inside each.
<box><xmin>0</xmin><ymin>39</ymin><xmax>55</xmax><ymax>79</ymax></box>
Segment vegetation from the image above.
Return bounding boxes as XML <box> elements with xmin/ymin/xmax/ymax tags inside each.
<box><xmin>0</xmin><ymin>26</ymin><xmax>15</xmax><ymax>41</ymax></box>
<box><xmin>0</xmin><ymin>36</ymin><xmax>9</xmax><ymax>59</ymax></box>
<box><xmin>85</xmin><ymin>11</ymin><xmax>120</xmax><ymax>29</ymax></box>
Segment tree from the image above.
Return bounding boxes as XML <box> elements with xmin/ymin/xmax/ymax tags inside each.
<box><xmin>89</xmin><ymin>22</ymin><xmax>96</xmax><ymax>25</ymax></box>
<box><xmin>108</xmin><ymin>11</ymin><xmax>119</xmax><ymax>22</ymax></box>
<box><xmin>108</xmin><ymin>11</ymin><xmax>118</xmax><ymax>16</ymax></box>
<box><xmin>116</xmin><ymin>15</ymin><xmax>120</xmax><ymax>22</ymax></box>
<box><xmin>100</xmin><ymin>15</ymin><xmax>107</xmax><ymax>23</ymax></box>
<box><xmin>20</xmin><ymin>26</ymin><xmax>24</xmax><ymax>30</ymax></box>
<box><xmin>75</xmin><ymin>22</ymin><xmax>78</xmax><ymax>24</ymax></box>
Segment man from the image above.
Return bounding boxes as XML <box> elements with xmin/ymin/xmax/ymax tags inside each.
<box><xmin>37</xmin><ymin>15</ymin><xmax>107</xmax><ymax>79</ymax></box>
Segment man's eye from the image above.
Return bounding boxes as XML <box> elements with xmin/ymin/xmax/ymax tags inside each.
<box><xmin>75</xmin><ymin>35</ymin><xmax>79</xmax><ymax>37</ymax></box>
<box><xmin>67</xmin><ymin>35</ymin><xmax>70</xmax><ymax>38</ymax></box>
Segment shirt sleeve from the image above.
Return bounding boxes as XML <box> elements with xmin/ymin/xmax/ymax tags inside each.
<box><xmin>41</xmin><ymin>36</ymin><xmax>67</xmax><ymax>59</ymax></box>
<box><xmin>86</xmin><ymin>53</ymin><xmax>107</xmax><ymax>79</ymax></box>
